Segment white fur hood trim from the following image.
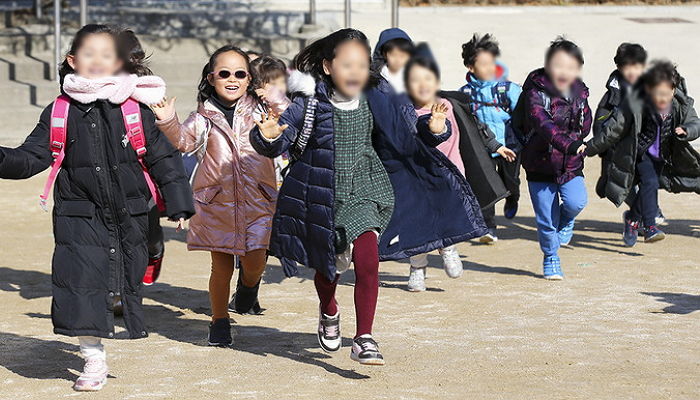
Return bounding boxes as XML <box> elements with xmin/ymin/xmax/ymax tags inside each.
<box><xmin>287</xmin><ymin>69</ymin><xmax>316</xmax><ymax>97</ymax></box>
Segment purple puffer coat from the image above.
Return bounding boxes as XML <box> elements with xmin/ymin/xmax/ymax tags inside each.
<box><xmin>520</xmin><ymin>68</ymin><xmax>592</xmax><ymax>184</ymax></box>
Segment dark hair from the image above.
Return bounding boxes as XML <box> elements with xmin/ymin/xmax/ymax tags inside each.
<box><xmin>58</xmin><ymin>25</ymin><xmax>153</xmax><ymax>84</ymax></box>
<box><xmin>461</xmin><ymin>33</ymin><xmax>500</xmax><ymax>67</ymax></box>
<box><xmin>614</xmin><ymin>42</ymin><xmax>647</xmax><ymax>67</ymax></box>
<box><xmin>59</xmin><ymin>24</ymin><xmax>113</xmax><ymax>84</ymax></box>
<box><xmin>245</xmin><ymin>50</ymin><xmax>262</xmax><ymax>59</ymax></box>
<box><xmin>250</xmin><ymin>55</ymin><xmax>287</xmax><ymax>89</ymax></box>
<box><xmin>197</xmin><ymin>44</ymin><xmax>254</xmax><ymax>104</ymax></box>
<box><xmin>545</xmin><ymin>36</ymin><xmax>584</xmax><ymax>66</ymax></box>
<box><xmin>381</xmin><ymin>37</ymin><xmax>414</xmax><ymax>58</ymax></box>
<box><xmin>642</xmin><ymin>59</ymin><xmax>681</xmax><ymax>89</ymax></box>
<box><xmin>294</xmin><ymin>28</ymin><xmax>379</xmax><ymax>93</ymax></box>
<box><xmin>117</xmin><ymin>29</ymin><xmax>152</xmax><ymax>76</ymax></box>
<box><xmin>403</xmin><ymin>55</ymin><xmax>441</xmax><ymax>91</ymax></box>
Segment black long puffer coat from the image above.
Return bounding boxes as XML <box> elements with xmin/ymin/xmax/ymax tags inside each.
<box><xmin>585</xmin><ymin>90</ymin><xmax>700</xmax><ymax>207</ymax></box>
<box><xmin>0</xmin><ymin>100</ymin><xmax>195</xmax><ymax>339</ymax></box>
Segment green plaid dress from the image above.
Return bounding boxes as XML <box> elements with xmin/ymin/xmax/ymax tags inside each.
<box><xmin>333</xmin><ymin>98</ymin><xmax>394</xmax><ymax>248</ymax></box>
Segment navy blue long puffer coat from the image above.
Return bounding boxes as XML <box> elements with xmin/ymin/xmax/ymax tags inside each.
<box><xmin>250</xmin><ymin>80</ymin><xmax>487</xmax><ymax>280</ymax></box>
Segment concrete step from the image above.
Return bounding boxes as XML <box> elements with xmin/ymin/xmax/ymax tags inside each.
<box><xmin>0</xmin><ymin>80</ymin><xmax>59</xmax><ymax>107</ymax></box>
<box><xmin>0</xmin><ymin>52</ymin><xmax>52</xmax><ymax>81</ymax></box>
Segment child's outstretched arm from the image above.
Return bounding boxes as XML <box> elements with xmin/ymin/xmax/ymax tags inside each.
<box><xmin>0</xmin><ymin>106</ymin><xmax>53</xmax><ymax>179</ymax></box>
<box><xmin>152</xmin><ymin>97</ymin><xmax>204</xmax><ymax>153</ymax></box>
<box><xmin>585</xmin><ymin>107</ymin><xmax>628</xmax><ymax>156</ymax></box>
<box><xmin>250</xmin><ymin>96</ymin><xmax>304</xmax><ymax>158</ymax></box>
<box><xmin>676</xmin><ymin>102</ymin><xmax>700</xmax><ymax>141</ymax></box>
<box><xmin>140</xmin><ymin>105</ymin><xmax>195</xmax><ymax>222</ymax></box>
<box><xmin>416</xmin><ymin>102</ymin><xmax>452</xmax><ymax>147</ymax></box>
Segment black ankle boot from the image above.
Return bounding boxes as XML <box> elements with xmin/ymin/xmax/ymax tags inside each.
<box><xmin>229</xmin><ymin>272</ymin><xmax>264</xmax><ymax>315</ymax></box>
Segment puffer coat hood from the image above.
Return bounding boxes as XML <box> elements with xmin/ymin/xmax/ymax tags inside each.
<box><xmin>520</xmin><ymin>68</ymin><xmax>592</xmax><ymax>184</ymax></box>
<box><xmin>158</xmin><ymin>91</ymin><xmax>290</xmax><ymax>255</ymax></box>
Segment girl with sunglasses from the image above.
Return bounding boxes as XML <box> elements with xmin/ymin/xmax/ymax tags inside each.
<box><xmin>151</xmin><ymin>45</ymin><xmax>289</xmax><ymax>346</ymax></box>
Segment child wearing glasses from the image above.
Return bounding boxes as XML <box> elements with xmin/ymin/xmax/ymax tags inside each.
<box><xmin>151</xmin><ymin>45</ymin><xmax>289</xmax><ymax>347</ymax></box>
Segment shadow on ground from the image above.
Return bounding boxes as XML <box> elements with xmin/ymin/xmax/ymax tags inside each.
<box><xmin>641</xmin><ymin>292</ymin><xmax>700</xmax><ymax>314</ymax></box>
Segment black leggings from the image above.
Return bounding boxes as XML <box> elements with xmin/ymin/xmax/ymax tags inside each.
<box><xmin>147</xmin><ymin>205</ymin><xmax>164</xmax><ymax>259</ymax></box>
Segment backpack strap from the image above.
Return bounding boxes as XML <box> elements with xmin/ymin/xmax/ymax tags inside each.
<box><xmin>39</xmin><ymin>95</ymin><xmax>71</xmax><ymax>211</ymax></box>
<box><xmin>290</xmin><ymin>96</ymin><xmax>318</xmax><ymax>161</ymax></box>
<box><xmin>121</xmin><ymin>98</ymin><xmax>166</xmax><ymax>212</ymax></box>
<box><xmin>493</xmin><ymin>81</ymin><xmax>511</xmax><ymax>113</ymax></box>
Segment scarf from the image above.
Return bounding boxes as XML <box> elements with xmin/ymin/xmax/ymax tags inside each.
<box><xmin>62</xmin><ymin>73</ymin><xmax>166</xmax><ymax>105</ymax></box>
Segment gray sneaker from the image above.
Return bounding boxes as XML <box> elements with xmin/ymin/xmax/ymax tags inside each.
<box><xmin>439</xmin><ymin>246</ymin><xmax>463</xmax><ymax>278</ymax></box>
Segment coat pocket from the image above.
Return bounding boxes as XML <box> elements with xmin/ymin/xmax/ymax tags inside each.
<box><xmin>126</xmin><ymin>197</ymin><xmax>149</xmax><ymax>216</ymax></box>
<box><xmin>193</xmin><ymin>185</ymin><xmax>222</xmax><ymax>205</ymax></box>
<box><xmin>57</xmin><ymin>200</ymin><xmax>95</xmax><ymax>217</ymax></box>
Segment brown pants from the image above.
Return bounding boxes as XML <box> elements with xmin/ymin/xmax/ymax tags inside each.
<box><xmin>209</xmin><ymin>249</ymin><xmax>267</xmax><ymax>320</ymax></box>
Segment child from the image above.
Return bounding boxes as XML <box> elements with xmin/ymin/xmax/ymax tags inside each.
<box><xmin>514</xmin><ymin>37</ymin><xmax>591</xmax><ymax>280</ymax></box>
<box><xmin>249</xmin><ymin>55</ymin><xmax>290</xmax><ymax>190</ymax></box>
<box><xmin>0</xmin><ymin>24</ymin><xmax>194</xmax><ymax>391</ymax></box>
<box><xmin>250</xmin><ymin>29</ymin><xmax>487</xmax><ymax>365</ymax></box>
<box><xmin>459</xmin><ymin>33</ymin><xmax>523</xmax><ymax>243</ymax></box>
<box><xmin>372</xmin><ymin>28</ymin><xmax>414</xmax><ymax>93</ymax></box>
<box><xmin>585</xmin><ymin>60</ymin><xmax>700</xmax><ymax>246</ymax></box>
<box><xmin>403</xmin><ymin>52</ymin><xmax>516</xmax><ymax>291</ymax></box>
<box><xmin>151</xmin><ymin>45</ymin><xmax>289</xmax><ymax>346</ymax></box>
<box><xmin>593</xmin><ymin>44</ymin><xmax>665</xmax><ymax>227</ymax></box>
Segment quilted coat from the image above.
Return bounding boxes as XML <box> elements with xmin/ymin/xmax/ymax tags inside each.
<box><xmin>250</xmin><ymin>79</ymin><xmax>488</xmax><ymax>280</ymax></box>
<box><xmin>158</xmin><ymin>92</ymin><xmax>289</xmax><ymax>255</ymax></box>
<box><xmin>0</xmin><ymin>99</ymin><xmax>194</xmax><ymax>339</ymax></box>
<box><xmin>585</xmin><ymin>89</ymin><xmax>700</xmax><ymax>206</ymax></box>
<box><xmin>520</xmin><ymin>68</ymin><xmax>592</xmax><ymax>184</ymax></box>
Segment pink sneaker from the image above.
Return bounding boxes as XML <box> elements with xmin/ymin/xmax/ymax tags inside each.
<box><xmin>73</xmin><ymin>357</ymin><xmax>108</xmax><ymax>391</ymax></box>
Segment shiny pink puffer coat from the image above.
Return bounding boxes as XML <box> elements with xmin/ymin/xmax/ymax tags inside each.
<box><xmin>157</xmin><ymin>93</ymin><xmax>289</xmax><ymax>255</ymax></box>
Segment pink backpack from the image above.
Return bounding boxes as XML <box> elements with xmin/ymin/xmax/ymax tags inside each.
<box><xmin>40</xmin><ymin>95</ymin><xmax>165</xmax><ymax>212</ymax></box>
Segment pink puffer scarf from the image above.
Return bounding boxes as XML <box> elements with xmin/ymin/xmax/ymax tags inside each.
<box><xmin>62</xmin><ymin>73</ymin><xmax>166</xmax><ymax>105</ymax></box>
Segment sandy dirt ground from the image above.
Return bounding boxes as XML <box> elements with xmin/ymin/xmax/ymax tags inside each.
<box><xmin>1</xmin><ymin>5</ymin><xmax>700</xmax><ymax>400</ymax></box>
<box><xmin>1</xmin><ymin>162</ymin><xmax>699</xmax><ymax>400</ymax></box>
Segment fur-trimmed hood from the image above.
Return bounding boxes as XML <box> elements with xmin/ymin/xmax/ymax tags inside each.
<box><xmin>287</xmin><ymin>69</ymin><xmax>316</xmax><ymax>97</ymax></box>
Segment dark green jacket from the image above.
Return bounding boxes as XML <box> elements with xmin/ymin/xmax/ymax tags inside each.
<box><xmin>585</xmin><ymin>90</ymin><xmax>700</xmax><ymax>207</ymax></box>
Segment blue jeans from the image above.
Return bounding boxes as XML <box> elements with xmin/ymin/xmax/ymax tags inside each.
<box><xmin>528</xmin><ymin>176</ymin><xmax>588</xmax><ymax>257</ymax></box>
<box><xmin>629</xmin><ymin>153</ymin><xmax>662</xmax><ymax>227</ymax></box>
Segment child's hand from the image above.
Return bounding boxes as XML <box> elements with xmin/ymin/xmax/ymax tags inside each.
<box><xmin>428</xmin><ymin>102</ymin><xmax>449</xmax><ymax>134</ymax></box>
<box><xmin>175</xmin><ymin>218</ymin><xmax>185</xmax><ymax>232</ymax></box>
<box><xmin>496</xmin><ymin>146</ymin><xmax>517</xmax><ymax>162</ymax></box>
<box><xmin>255</xmin><ymin>112</ymin><xmax>288</xmax><ymax>140</ymax></box>
<box><xmin>255</xmin><ymin>88</ymin><xmax>269</xmax><ymax>102</ymax></box>
<box><xmin>675</xmin><ymin>127</ymin><xmax>688</xmax><ymax>137</ymax></box>
<box><xmin>576</xmin><ymin>144</ymin><xmax>587</xmax><ymax>155</ymax></box>
<box><xmin>151</xmin><ymin>97</ymin><xmax>177</xmax><ymax>121</ymax></box>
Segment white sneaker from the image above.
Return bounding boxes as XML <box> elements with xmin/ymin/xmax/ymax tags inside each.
<box><xmin>317</xmin><ymin>310</ymin><xmax>341</xmax><ymax>352</ymax></box>
<box><xmin>439</xmin><ymin>246</ymin><xmax>463</xmax><ymax>278</ymax></box>
<box><xmin>478</xmin><ymin>229</ymin><xmax>498</xmax><ymax>244</ymax></box>
<box><xmin>73</xmin><ymin>357</ymin><xmax>108</xmax><ymax>391</ymax></box>
<box><xmin>407</xmin><ymin>266</ymin><xmax>426</xmax><ymax>292</ymax></box>
<box><xmin>350</xmin><ymin>335</ymin><xmax>385</xmax><ymax>365</ymax></box>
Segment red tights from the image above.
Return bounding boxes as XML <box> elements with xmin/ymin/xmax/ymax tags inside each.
<box><xmin>313</xmin><ymin>231</ymin><xmax>379</xmax><ymax>338</ymax></box>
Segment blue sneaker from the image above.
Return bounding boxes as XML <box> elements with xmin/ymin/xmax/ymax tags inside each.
<box><xmin>543</xmin><ymin>256</ymin><xmax>563</xmax><ymax>280</ymax></box>
<box><xmin>504</xmin><ymin>199</ymin><xmax>518</xmax><ymax>220</ymax></box>
<box><xmin>644</xmin><ymin>225</ymin><xmax>666</xmax><ymax>243</ymax></box>
<box><xmin>558</xmin><ymin>220</ymin><xmax>575</xmax><ymax>246</ymax></box>
<box><xmin>623</xmin><ymin>211</ymin><xmax>640</xmax><ymax>247</ymax></box>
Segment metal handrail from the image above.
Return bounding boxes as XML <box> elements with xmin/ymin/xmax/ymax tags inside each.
<box><xmin>52</xmin><ymin>0</ymin><xmax>89</xmax><ymax>82</ymax></box>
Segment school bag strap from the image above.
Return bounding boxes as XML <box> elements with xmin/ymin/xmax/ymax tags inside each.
<box><xmin>120</xmin><ymin>98</ymin><xmax>166</xmax><ymax>212</ymax></box>
<box><xmin>280</xmin><ymin>95</ymin><xmax>318</xmax><ymax>178</ymax></box>
<box><xmin>290</xmin><ymin>95</ymin><xmax>318</xmax><ymax>161</ymax></box>
<box><xmin>40</xmin><ymin>96</ymin><xmax>165</xmax><ymax>213</ymax></box>
<box><xmin>463</xmin><ymin>81</ymin><xmax>512</xmax><ymax>113</ymax></box>
<box><xmin>39</xmin><ymin>95</ymin><xmax>71</xmax><ymax>211</ymax></box>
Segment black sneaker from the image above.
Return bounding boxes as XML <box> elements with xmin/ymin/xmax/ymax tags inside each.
<box><xmin>208</xmin><ymin>318</ymin><xmax>232</xmax><ymax>347</ymax></box>
<box><xmin>228</xmin><ymin>274</ymin><xmax>264</xmax><ymax>315</ymax></box>
<box><xmin>644</xmin><ymin>225</ymin><xmax>666</xmax><ymax>243</ymax></box>
<box><xmin>317</xmin><ymin>310</ymin><xmax>341</xmax><ymax>353</ymax></box>
<box><xmin>503</xmin><ymin>198</ymin><xmax>518</xmax><ymax>220</ymax></box>
<box><xmin>350</xmin><ymin>335</ymin><xmax>385</xmax><ymax>366</ymax></box>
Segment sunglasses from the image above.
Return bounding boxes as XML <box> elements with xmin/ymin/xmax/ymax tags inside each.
<box><xmin>210</xmin><ymin>69</ymin><xmax>248</xmax><ymax>80</ymax></box>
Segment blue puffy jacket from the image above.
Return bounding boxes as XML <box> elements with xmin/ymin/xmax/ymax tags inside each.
<box><xmin>459</xmin><ymin>62</ymin><xmax>522</xmax><ymax>155</ymax></box>
<box><xmin>250</xmin><ymin>79</ymin><xmax>487</xmax><ymax>280</ymax></box>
